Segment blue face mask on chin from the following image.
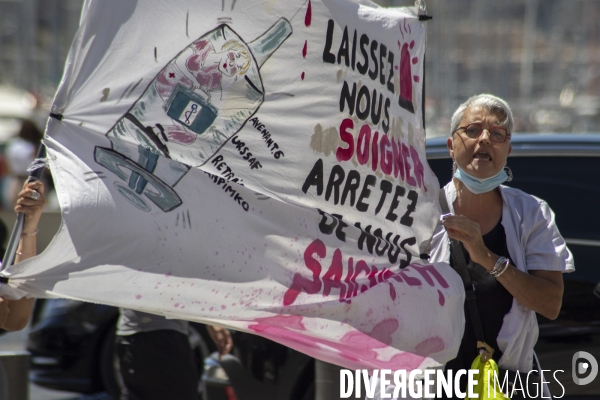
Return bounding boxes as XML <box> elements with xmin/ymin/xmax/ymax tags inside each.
<box><xmin>453</xmin><ymin>165</ymin><xmax>510</xmax><ymax>194</ymax></box>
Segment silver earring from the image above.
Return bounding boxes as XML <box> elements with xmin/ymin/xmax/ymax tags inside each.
<box><xmin>504</xmin><ymin>166</ymin><xmax>513</xmax><ymax>182</ymax></box>
<box><xmin>452</xmin><ymin>160</ymin><xmax>457</xmax><ymax>173</ymax></box>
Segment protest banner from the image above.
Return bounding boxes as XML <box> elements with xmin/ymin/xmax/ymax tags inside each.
<box><xmin>0</xmin><ymin>0</ymin><xmax>464</xmax><ymax>371</ymax></box>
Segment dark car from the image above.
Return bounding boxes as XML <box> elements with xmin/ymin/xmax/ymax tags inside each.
<box><xmin>26</xmin><ymin>300</ymin><xmax>217</xmax><ymax>398</ymax></box>
<box><xmin>28</xmin><ymin>133</ymin><xmax>600</xmax><ymax>399</ymax></box>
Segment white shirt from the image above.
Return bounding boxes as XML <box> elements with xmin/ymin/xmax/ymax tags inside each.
<box><xmin>429</xmin><ymin>181</ymin><xmax>575</xmax><ymax>371</ymax></box>
<box><xmin>365</xmin><ymin>182</ymin><xmax>573</xmax><ymax>399</ymax></box>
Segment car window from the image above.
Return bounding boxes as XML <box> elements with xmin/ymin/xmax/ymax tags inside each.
<box><xmin>507</xmin><ymin>157</ymin><xmax>600</xmax><ymax>239</ymax></box>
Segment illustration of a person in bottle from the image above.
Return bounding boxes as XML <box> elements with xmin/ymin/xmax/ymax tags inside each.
<box><xmin>154</xmin><ymin>38</ymin><xmax>253</xmax><ymax>145</ymax></box>
<box><xmin>105</xmin><ymin>20</ymin><xmax>292</xmax><ymax>166</ymax></box>
<box><xmin>95</xmin><ymin>19</ymin><xmax>292</xmax><ymax>213</ymax></box>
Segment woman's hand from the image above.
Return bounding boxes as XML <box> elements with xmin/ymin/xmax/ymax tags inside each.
<box><xmin>1</xmin><ymin>179</ymin><xmax>45</xmax><ymax>331</ymax></box>
<box><xmin>441</xmin><ymin>215</ymin><xmax>492</xmax><ymax>268</ymax></box>
<box><xmin>15</xmin><ymin>179</ymin><xmax>46</xmax><ymax>235</ymax></box>
<box><xmin>14</xmin><ymin>179</ymin><xmax>45</xmax><ymax>262</ymax></box>
<box><xmin>207</xmin><ymin>325</ymin><xmax>233</xmax><ymax>360</ymax></box>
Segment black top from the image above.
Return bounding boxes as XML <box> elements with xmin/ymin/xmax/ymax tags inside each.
<box><xmin>441</xmin><ymin>218</ymin><xmax>514</xmax><ymax>398</ymax></box>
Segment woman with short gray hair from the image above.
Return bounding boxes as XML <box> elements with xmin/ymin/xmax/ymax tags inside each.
<box><xmin>429</xmin><ymin>93</ymin><xmax>573</xmax><ymax>398</ymax></box>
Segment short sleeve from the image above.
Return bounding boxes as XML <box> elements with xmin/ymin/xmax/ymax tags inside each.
<box><xmin>522</xmin><ymin>199</ymin><xmax>574</xmax><ymax>273</ymax></box>
<box><xmin>428</xmin><ymin>220</ymin><xmax>450</xmax><ymax>264</ymax></box>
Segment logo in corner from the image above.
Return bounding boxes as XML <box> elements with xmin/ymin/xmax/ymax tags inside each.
<box><xmin>572</xmin><ymin>351</ymin><xmax>598</xmax><ymax>385</ymax></box>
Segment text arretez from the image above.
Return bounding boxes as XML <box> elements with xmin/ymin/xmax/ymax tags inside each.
<box><xmin>302</xmin><ymin>158</ymin><xmax>419</xmax><ymax>226</ymax></box>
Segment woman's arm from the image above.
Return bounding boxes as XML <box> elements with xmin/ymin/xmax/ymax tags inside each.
<box><xmin>497</xmin><ymin>268</ymin><xmax>563</xmax><ymax>320</ymax></box>
<box><xmin>207</xmin><ymin>324</ymin><xmax>233</xmax><ymax>360</ymax></box>
<box><xmin>1</xmin><ymin>179</ymin><xmax>46</xmax><ymax>331</ymax></box>
<box><xmin>442</xmin><ymin>215</ymin><xmax>564</xmax><ymax>320</ymax></box>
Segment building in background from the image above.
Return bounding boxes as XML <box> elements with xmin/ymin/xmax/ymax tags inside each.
<box><xmin>0</xmin><ymin>0</ymin><xmax>82</xmax><ymax>102</ymax></box>
<box><xmin>407</xmin><ymin>0</ymin><xmax>600</xmax><ymax>136</ymax></box>
<box><xmin>0</xmin><ymin>0</ymin><xmax>598</xmax><ymax>136</ymax></box>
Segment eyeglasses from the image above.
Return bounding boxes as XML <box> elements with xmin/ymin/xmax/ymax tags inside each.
<box><xmin>452</xmin><ymin>123</ymin><xmax>510</xmax><ymax>143</ymax></box>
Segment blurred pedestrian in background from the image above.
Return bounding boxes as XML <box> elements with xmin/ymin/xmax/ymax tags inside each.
<box><xmin>114</xmin><ymin>307</ymin><xmax>233</xmax><ymax>400</ymax></box>
<box><xmin>1</xmin><ymin>119</ymin><xmax>44</xmax><ymax>209</ymax></box>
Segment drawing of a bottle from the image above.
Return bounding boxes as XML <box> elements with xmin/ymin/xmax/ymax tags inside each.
<box><xmin>95</xmin><ymin>18</ymin><xmax>293</xmax><ymax>212</ymax></box>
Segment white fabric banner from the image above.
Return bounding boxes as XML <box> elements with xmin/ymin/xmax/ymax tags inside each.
<box><xmin>0</xmin><ymin>0</ymin><xmax>464</xmax><ymax>371</ymax></box>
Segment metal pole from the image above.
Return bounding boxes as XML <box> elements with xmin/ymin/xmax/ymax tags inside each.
<box><xmin>0</xmin><ymin>352</ymin><xmax>30</xmax><ymax>400</ymax></box>
<box><xmin>520</xmin><ymin>0</ymin><xmax>538</xmax><ymax>103</ymax></box>
<box><xmin>1</xmin><ymin>144</ymin><xmax>47</xmax><ymax>272</ymax></box>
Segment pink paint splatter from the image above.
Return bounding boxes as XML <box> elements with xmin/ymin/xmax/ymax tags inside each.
<box><xmin>135</xmin><ymin>294</ymin><xmax>142</xmax><ymax>300</ymax></box>
<box><xmin>251</xmin><ymin>314</ymin><xmax>307</xmax><ymax>331</ymax></box>
<box><xmin>388</xmin><ymin>282</ymin><xmax>397</xmax><ymax>300</ymax></box>
<box><xmin>305</xmin><ymin>0</ymin><xmax>312</xmax><ymax>27</ymax></box>
<box><xmin>343</xmin><ymin>319</ymin><xmax>398</xmax><ymax>346</ymax></box>
<box><xmin>248</xmin><ymin>315</ymin><xmax>426</xmax><ymax>371</ymax></box>
<box><xmin>415</xmin><ymin>337</ymin><xmax>445</xmax><ymax>356</ymax></box>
